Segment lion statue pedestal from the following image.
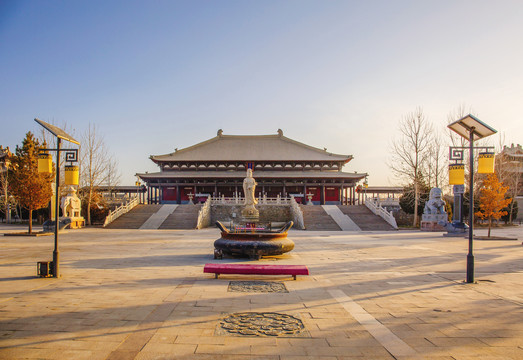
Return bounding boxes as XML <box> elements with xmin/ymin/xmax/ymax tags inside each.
<box><xmin>60</xmin><ymin>186</ymin><xmax>85</xmax><ymax>229</ymax></box>
<box><xmin>421</xmin><ymin>188</ymin><xmax>447</xmax><ymax>231</ymax></box>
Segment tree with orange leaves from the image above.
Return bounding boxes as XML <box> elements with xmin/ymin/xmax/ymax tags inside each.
<box><xmin>475</xmin><ymin>173</ymin><xmax>512</xmax><ymax>237</ymax></box>
<box><xmin>9</xmin><ymin>132</ymin><xmax>53</xmax><ymax>234</ymax></box>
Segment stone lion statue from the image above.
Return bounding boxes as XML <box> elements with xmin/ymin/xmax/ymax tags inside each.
<box><xmin>424</xmin><ymin>188</ymin><xmax>446</xmax><ymax>215</ymax></box>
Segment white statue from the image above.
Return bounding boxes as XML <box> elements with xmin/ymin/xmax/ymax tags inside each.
<box><xmin>243</xmin><ymin>168</ymin><xmax>258</xmax><ymax>206</ymax></box>
<box><xmin>61</xmin><ymin>186</ymin><xmax>82</xmax><ymax>218</ymax></box>
<box><xmin>241</xmin><ymin>168</ymin><xmax>259</xmax><ymax>220</ymax></box>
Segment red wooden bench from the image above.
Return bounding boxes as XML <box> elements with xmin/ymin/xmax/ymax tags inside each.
<box><xmin>204</xmin><ymin>263</ymin><xmax>309</xmax><ymax>280</ymax></box>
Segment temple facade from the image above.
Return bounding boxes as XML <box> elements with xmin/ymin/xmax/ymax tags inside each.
<box><xmin>137</xmin><ymin>129</ymin><xmax>367</xmax><ymax>205</ymax></box>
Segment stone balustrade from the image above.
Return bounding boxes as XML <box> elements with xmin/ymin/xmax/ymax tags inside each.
<box><xmin>103</xmin><ymin>195</ymin><xmax>140</xmax><ymax>227</ymax></box>
<box><xmin>365</xmin><ymin>197</ymin><xmax>398</xmax><ymax>230</ymax></box>
<box><xmin>210</xmin><ymin>196</ymin><xmax>291</xmax><ymax>205</ymax></box>
<box><xmin>196</xmin><ymin>196</ymin><xmax>212</xmax><ymax>229</ymax></box>
<box><xmin>289</xmin><ymin>196</ymin><xmax>305</xmax><ymax>229</ymax></box>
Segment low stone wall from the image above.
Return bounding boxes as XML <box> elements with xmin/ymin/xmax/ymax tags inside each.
<box><xmin>393</xmin><ymin>209</ymin><xmax>415</xmax><ymax>227</ymax></box>
<box><xmin>211</xmin><ymin>204</ymin><xmax>291</xmax><ymax>225</ymax></box>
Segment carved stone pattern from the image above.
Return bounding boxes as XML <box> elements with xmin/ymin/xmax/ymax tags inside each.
<box><xmin>220</xmin><ymin>312</ymin><xmax>305</xmax><ymax>337</ymax></box>
<box><xmin>228</xmin><ymin>281</ymin><xmax>288</xmax><ymax>293</ymax></box>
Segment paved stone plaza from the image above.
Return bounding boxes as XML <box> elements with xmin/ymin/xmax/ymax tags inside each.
<box><xmin>0</xmin><ymin>225</ymin><xmax>522</xmax><ymax>359</ymax></box>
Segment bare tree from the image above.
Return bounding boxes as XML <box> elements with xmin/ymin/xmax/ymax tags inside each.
<box><xmin>105</xmin><ymin>157</ymin><xmax>121</xmax><ymax>193</ymax></box>
<box><xmin>0</xmin><ymin>146</ymin><xmax>12</xmax><ymax>223</ymax></box>
<box><xmin>426</xmin><ymin>131</ymin><xmax>447</xmax><ymax>189</ymax></box>
<box><xmin>389</xmin><ymin>107</ymin><xmax>433</xmax><ymax>226</ymax></box>
<box><xmin>0</xmin><ymin>172</ymin><xmax>9</xmax><ymax>222</ymax></box>
<box><xmin>79</xmin><ymin>123</ymin><xmax>117</xmax><ymax>225</ymax></box>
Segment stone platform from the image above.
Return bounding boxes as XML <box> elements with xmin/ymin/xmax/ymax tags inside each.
<box><xmin>420</xmin><ymin>220</ymin><xmax>446</xmax><ymax>231</ymax></box>
<box><xmin>421</xmin><ymin>213</ymin><xmax>448</xmax><ymax>232</ymax></box>
<box><xmin>0</xmin><ymin>224</ymin><xmax>522</xmax><ymax>359</ymax></box>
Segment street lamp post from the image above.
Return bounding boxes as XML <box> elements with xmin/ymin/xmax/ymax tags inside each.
<box><xmin>448</xmin><ymin>115</ymin><xmax>497</xmax><ymax>283</ymax></box>
<box><xmin>35</xmin><ymin>119</ymin><xmax>79</xmax><ymax>278</ymax></box>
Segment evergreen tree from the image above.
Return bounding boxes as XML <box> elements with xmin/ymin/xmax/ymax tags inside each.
<box><xmin>399</xmin><ymin>175</ymin><xmax>431</xmax><ymax>221</ymax></box>
<box><xmin>9</xmin><ymin>132</ymin><xmax>53</xmax><ymax>234</ymax></box>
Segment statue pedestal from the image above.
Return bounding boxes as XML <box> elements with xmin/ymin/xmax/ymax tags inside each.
<box><xmin>241</xmin><ymin>205</ymin><xmax>259</xmax><ymax>223</ymax></box>
<box><xmin>43</xmin><ymin>216</ymin><xmax>85</xmax><ymax>232</ymax></box>
<box><xmin>442</xmin><ymin>221</ymin><xmax>468</xmax><ymax>237</ymax></box>
<box><xmin>421</xmin><ymin>214</ymin><xmax>447</xmax><ymax>231</ymax></box>
<box><xmin>421</xmin><ymin>221</ymin><xmax>446</xmax><ymax>231</ymax></box>
<box><xmin>67</xmin><ymin>216</ymin><xmax>85</xmax><ymax>229</ymax></box>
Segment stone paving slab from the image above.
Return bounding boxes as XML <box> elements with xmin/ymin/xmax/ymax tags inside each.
<box><xmin>0</xmin><ymin>224</ymin><xmax>522</xmax><ymax>359</ymax></box>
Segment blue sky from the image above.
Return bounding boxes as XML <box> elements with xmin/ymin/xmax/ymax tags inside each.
<box><xmin>1</xmin><ymin>1</ymin><xmax>522</xmax><ymax>186</ymax></box>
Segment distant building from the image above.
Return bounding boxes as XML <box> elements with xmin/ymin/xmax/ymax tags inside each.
<box><xmin>137</xmin><ymin>130</ymin><xmax>367</xmax><ymax>205</ymax></box>
<box><xmin>79</xmin><ymin>185</ymin><xmax>147</xmax><ymax>204</ymax></box>
<box><xmin>357</xmin><ymin>186</ymin><xmax>403</xmax><ymax>211</ymax></box>
<box><xmin>497</xmin><ymin>143</ymin><xmax>523</xmax><ymax>221</ymax></box>
<box><xmin>498</xmin><ymin>143</ymin><xmax>523</xmax><ymax>196</ymax></box>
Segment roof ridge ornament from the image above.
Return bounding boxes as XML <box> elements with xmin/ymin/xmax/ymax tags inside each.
<box><xmin>277</xmin><ymin>129</ymin><xmax>283</xmax><ymax>137</ymax></box>
<box><xmin>217</xmin><ymin>129</ymin><xmax>223</xmax><ymax>137</ymax></box>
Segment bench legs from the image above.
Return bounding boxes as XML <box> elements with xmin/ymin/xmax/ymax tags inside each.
<box><xmin>211</xmin><ymin>273</ymin><xmax>297</xmax><ymax>280</ymax></box>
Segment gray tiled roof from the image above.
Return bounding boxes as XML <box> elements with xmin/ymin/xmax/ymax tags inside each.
<box><xmin>150</xmin><ymin>132</ymin><xmax>352</xmax><ymax>163</ymax></box>
<box><xmin>137</xmin><ymin>170</ymin><xmax>366</xmax><ymax>180</ymax></box>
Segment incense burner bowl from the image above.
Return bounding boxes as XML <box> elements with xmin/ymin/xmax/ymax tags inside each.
<box><xmin>214</xmin><ymin>221</ymin><xmax>294</xmax><ymax>260</ymax></box>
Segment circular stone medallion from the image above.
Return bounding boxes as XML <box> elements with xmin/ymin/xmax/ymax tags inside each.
<box><xmin>220</xmin><ymin>312</ymin><xmax>306</xmax><ymax>337</ymax></box>
<box><xmin>228</xmin><ymin>281</ymin><xmax>288</xmax><ymax>293</ymax></box>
